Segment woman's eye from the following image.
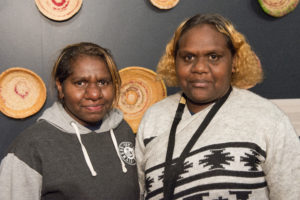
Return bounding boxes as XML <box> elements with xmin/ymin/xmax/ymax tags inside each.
<box><xmin>183</xmin><ymin>54</ymin><xmax>195</xmax><ymax>62</ymax></box>
<box><xmin>98</xmin><ymin>80</ymin><xmax>111</xmax><ymax>86</ymax></box>
<box><xmin>209</xmin><ymin>54</ymin><xmax>219</xmax><ymax>61</ymax></box>
<box><xmin>75</xmin><ymin>81</ymin><xmax>85</xmax><ymax>86</ymax></box>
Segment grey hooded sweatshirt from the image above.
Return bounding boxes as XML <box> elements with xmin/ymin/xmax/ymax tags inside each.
<box><xmin>0</xmin><ymin>102</ymin><xmax>139</xmax><ymax>200</ymax></box>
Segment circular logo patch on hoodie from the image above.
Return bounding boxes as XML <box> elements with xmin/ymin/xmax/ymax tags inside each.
<box><xmin>119</xmin><ymin>142</ymin><xmax>136</xmax><ymax>165</ymax></box>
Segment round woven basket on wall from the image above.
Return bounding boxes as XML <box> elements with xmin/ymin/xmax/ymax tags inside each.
<box><xmin>150</xmin><ymin>0</ymin><xmax>180</xmax><ymax>9</ymax></box>
<box><xmin>258</xmin><ymin>0</ymin><xmax>299</xmax><ymax>17</ymax></box>
<box><xmin>35</xmin><ymin>0</ymin><xmax>83</xmax><ymax>21</ymax></box>
<box><xmin>0</xmin><ymin>67</ymin><xmax>47</xmax><ymax>119</ymax></box>
<box><xmin>116</xmin><ymin>66</ymin><xmax>167</xmax><ymax>133</ymax></box>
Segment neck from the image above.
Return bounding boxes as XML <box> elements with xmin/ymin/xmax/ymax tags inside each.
<box><xmin>184</xmin><ymin>87</ymin><xmax>232</xmax><ymax>114</ymax></box>
<box><xmin>186</xmin><ymin>98</ymin><xmax>215</xmax><ymax>114</ymax></box>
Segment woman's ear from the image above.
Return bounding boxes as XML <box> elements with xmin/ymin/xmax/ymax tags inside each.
<box><xmin>55</xmin><ymin>79</ymin><xmax>64</xmax><ymax>100</ymax></box>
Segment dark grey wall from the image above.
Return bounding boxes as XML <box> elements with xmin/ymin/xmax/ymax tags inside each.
<box><xmin>1</xmin><ymin>0</ymin><xmax>299</xmax><ymax>159</ymax></box>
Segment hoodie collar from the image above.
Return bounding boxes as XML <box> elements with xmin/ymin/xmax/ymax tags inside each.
<box><xmin>38</xmin><ymin>101</ymin><xmax>123</xmax><ymax>134</ymax></box>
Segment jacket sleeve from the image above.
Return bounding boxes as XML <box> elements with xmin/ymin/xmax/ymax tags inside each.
<box><xmin>263</xmin><ymin>115</ymin><xmax>300</xmax><ymax>200</ymax></box>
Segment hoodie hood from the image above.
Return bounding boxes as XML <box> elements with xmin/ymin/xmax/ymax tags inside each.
<box><xmin>38</xmin><ymin>101</ymin><xmax>124</xmax><ymax>134</ymax></box>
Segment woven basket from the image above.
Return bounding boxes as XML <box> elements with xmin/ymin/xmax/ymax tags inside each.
<box><xmin>258</xmin><ymin>0</ymin><xmax>299</xmax><ymax>17</ymax></box>
<box><xmin>116</xmin><ymin>66</ymin><xmax>167</xmax><ymax>133</ymax></box>
<box><xmin>150</xmin><ymin>0</ymin><xmax>180</xmax><ymax>9</ymax></box>
<box><xmin>0</xmin><ymin>67</ymin><xmax>47</xmax><ymax>119</ymax></box>
<box><xmin>35</xmin><ymin>0</ymin><xmax>83</xmax><ymax>21</ymax></box>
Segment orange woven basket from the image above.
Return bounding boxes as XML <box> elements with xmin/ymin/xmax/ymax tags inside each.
<box><xmin>116</xmin><ymin>66</ymin><xmax>167</xmax><ymax>133</ymax></box>
<box><xmin>0</xmin><ymin>67</ymin><xmax>47</xmax><ymax>119</ymax></box>
<box><xmin>35</xmin><ymin>0</ymin><xmax>83</xmax><ymax>21</ymax></box>
<box><xmin>150</xmin><ymin>0</ymin><xmax>180</xmax><ymax>9</ymax></box>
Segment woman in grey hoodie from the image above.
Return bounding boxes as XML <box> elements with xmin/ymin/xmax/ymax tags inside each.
<box><xmin>0</xmin><ymin>42</ymin><xmax>139</xmax><ymax>200</ymax></box>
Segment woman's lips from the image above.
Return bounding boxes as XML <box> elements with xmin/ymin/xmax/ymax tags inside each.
<box><xmin>190</xmin><ymin>80</ymin><xmax>210</xmax><ymax>87</ymax></box>
<box><xmin>84</xmin><ymin>105</ymin><xmax>104</xmax><ymax>111</ymax></box>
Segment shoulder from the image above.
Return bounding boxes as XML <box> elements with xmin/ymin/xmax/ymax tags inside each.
<box><xmin>224</xmin><ymin>87</ymin><xmax>293</xmax><ymax>133</ymax></box>
<box><xmin>2</xmin><ymin>120</ymin><xmax>58</xmax><ymax>174</ymax></box>
<box><xmin>143</xmin><ymin>92</ymin><xmax>181</xmax><ymax>119</ymax></box>
<box><xmin>229</xmin><ymin>87</ymin><xmax>284</xmax><ymax>117</ymax></box>
<box><xmin>114</xmin><ymin>119</ymin><xmax>136</xmax><ymax>141</ymax></box>
<box><xmin>137</xmin><ymin>92</ymin><xmax>182</xmax><ymax>140</ymax></box>
<box><xmin>22</xmin><ymin>120</ymin><xmax>60</xmax><ymax>141</ymax></box>
<box><xmin>152</xmin><ymin>92</ymin><xmax>181</xmax><ymax>108</ymax></box>
<box><xmin>6</xmin><ymin>121</ymin><xmax>59</xmax><ymax>154</ymax></box>
<box><xmin>116</xmin><ymin>119</ymin><xmax>134</xmax><ymax>135</ymax></box>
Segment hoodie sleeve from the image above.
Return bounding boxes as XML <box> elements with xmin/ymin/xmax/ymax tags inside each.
<box><xmin>0</xmin><ymin>127</ymin><xmax>43</xmax><ymax>200</ymax></box>
<box><xmin>0</xmin><ymin>153</ymin><xmax>42</xmax><ymax>200</ymax></box>
<box><xmin>263</xmin><ymin>114</ymin><xmax>300</xmax><ymax>200</ymax></box>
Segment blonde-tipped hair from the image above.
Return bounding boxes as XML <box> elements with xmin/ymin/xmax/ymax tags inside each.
<box><xmin>157</xmin><ymin>14</ymin><xmax>263</xmax><ymax>89</ymax></box>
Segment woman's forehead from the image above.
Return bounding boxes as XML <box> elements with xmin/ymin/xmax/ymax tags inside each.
<box><xmin>178</xmin><ymin>24</ymin><xmax>229</xmax><ymax>49</ymax></box>
<box><xmin>69</xmin><ymin>56</ymin><xmax>110</xmax><ymax>77</ymax></box>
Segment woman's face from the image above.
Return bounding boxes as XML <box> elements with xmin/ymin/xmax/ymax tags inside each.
<box><xmin>175</xmin><ymin>24</ymin><xmax>234</xmax><ymax>113</ymax></box>
<box><xmin>56</xmin><ymin>55</ymin><xmax>114</xmax><ymax>126</ymax></box>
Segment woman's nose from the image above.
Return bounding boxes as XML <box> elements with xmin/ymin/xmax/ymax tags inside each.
<box><xmin>85</xmin><ymin>84</ymin><xmax>103</xmax><ymax>100</ymax></box>
<box><xmin>191</xmin><ymin>58</ymin><xmax>209</xmax><ymax>73</ymax></box>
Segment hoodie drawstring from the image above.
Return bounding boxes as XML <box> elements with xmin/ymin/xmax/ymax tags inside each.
<box><xmin>70</xmin><ymin>122</ymin><xmax>97</xmax><ymax>176</ymax></box>
<box><xmin>110</xmin><ymin>129</ymin><xmax>127</xmax><ymax>173</ymax></box>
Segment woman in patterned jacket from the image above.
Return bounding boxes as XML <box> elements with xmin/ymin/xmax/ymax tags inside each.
<box><xmin>135</xmin><ymin>13</ymin><xmax>300</xmax><ymax>200</ymax></box>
